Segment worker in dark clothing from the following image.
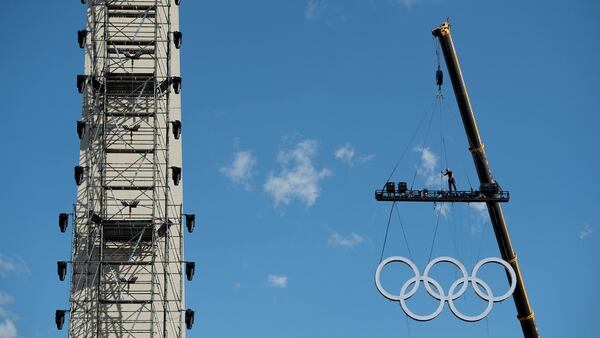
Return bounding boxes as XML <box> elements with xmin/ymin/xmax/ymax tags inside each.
<box><xmin>442</xmin><ymin>168</ymin><xmax>457</xmax><ymax>191</ymax></box>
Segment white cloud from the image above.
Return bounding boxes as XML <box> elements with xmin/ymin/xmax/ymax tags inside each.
<box><xmin>264</xmin><ymin>140</ymin><xmax>331</xmax><ymax>207</ymax></box>
<box><xmin>469</xmin><ymin>223</ymin><xmax>483</xmax><ymax>235</ymax></box>
<box><xmin>0</xmin><ymin>293</ymin><xmax>14</xmax><ymax>320</ymax></box>
<box><xmin>0</xmin><ymin>255</ymin><xmax>29</xmax><ymax>278</ymax></box>
<box><xmin>434</xmin><ymin>203</ymin><xmax>450</xmax><ymax>218</ymax></box>
<box><xmin>467</xmin><ymin>203</ymin><xmax>489</xmax><ymax>234</ymax></box>
<box><xmin>220</xmin><ymin>150</ymin><xmax>257</xmax><ymax>190</ymax></box>
<box><xmin>0</xmin><ymin>255</ymin><xmax>26</xmax><ymax>338</ymax></box>
<box><xmin>0</xmin><ymin>319</ymin><xmax>17</xmax><ymax>338</ymax></box>
<box><xmin>0</xmin><ymin>294</ymin><xmax>13</xmax><ymax>306</ymax></box>
<box><xmin>267</xmin><ymin>274</ymin><xmax>288</xmax><ymax>288</ymax></box>
<box><xmin>414</xmin><ymin>146</ymin><xmax>442</xmax><ymax>188</ymax></box>
<box><xmin>335</xmin><ymin>143</ymin><xmax>375</xmax><ymax>166</ymax></box>
<box><xmin>580</xmin><ymin>224</ymin><xmax>594</xmax><ymax>240</ymax></box>
<box><xmin>415</xmin><ymin>146</ymin><xmax>438</xmax><ymax>173</ymax></box>
<box><xmin>359</xmin><ymin>154</ymin><xmax>376</xmax><ymax>163</ymax></box>
<box><xmin>0</xmin><ymin>293</ymin><xmax>16</xmax><ymax>338</ymax></box>
<box><xmin>305</xmin><ymin>0</ymin><xmax>327</xmax><ymax>21</ymax></box>
<box><xmin>469</xmin><ymin>203</ymin><xmax>488</xmax><ymax>219</ymax></box>
<box><xmin>395</xmin><ymin>0</ymin><xmax>427</xmax><ymax>10</ymax></box>
<box><xmin>334</xmin><ymin>143</ymin><xmax>355</xmax><ymax>164</ymax></box>
<box><xmin>328</xmin><ymin>232</ymin><xmax>364</xmax><ymax>248</ymax></box>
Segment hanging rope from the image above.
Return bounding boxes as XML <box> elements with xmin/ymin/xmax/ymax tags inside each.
<box><xmin>379</xmin><ymin>202</ymin><xmax>396</xmax><ymax>263</ymax></box>
<box><xmin>390</xmin><ymin>38</ymin><xmax>445</xmax><ymax>188</ymax></box>
<box><xmin>394</xmin><ymin>205</ymin><xmax>413</xmax><ymax>259</ymax></box>
<box><xmin>427</xmin><ymin>206</ymin><xmax>443</xmax><ymax>261</ymax></box>
<box><xmin>475</xmin><ymin>209</ymin><xmax>490</xmax><ymax>263</ymax></box>
<box><xmin>404</xmin><ymin>313</ymin><xmax>412</xmax><ymax>338</ymax></box>
<box><xmin>378</xmin><ymin>203</ymin><xmax>413</xmax><ymax>262</ymax></box>
<box><xmin>386</xmin><ymin>96</ymin><xmax>438</xmax><ymax>184</ymax></box>
<box><xmin>442</xmin><ymin>88</ymin><xmax>475</xmax><ymax>190</ymax></box>
<box><xmin>437</xmin><ymin>93</ymin><xmax>447</xmax><ymax>190</ymax></box>
<box><xmin>409</xmin><ymin>96</ymin><xmax>439</xmax><ymax>190</ymax></box>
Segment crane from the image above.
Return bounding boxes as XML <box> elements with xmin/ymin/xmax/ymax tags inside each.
<box><xmin>432</xmin><ymin>21</ymin><xmax>539</xmax><ymax>338</ymax></box>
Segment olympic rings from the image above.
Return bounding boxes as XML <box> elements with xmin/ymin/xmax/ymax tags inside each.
<box><xmin>375</xmin><ymin>256</ymin><xmax>516</xmax><ymax>322</ymax></box>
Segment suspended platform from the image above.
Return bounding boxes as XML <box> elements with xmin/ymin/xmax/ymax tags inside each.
<box><xmin>375</xmin><ymin>182</ymin><xmax>509</xmax><ymax>203</ymax></box>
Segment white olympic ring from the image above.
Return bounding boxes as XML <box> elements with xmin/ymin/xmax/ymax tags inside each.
<box><xmin>375</xmin><ymin>256</ymin><xmax>516</xmax><ymax>322</ymax></box>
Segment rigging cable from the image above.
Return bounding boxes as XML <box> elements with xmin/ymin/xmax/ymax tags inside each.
<box><xmin>394</xmin><ymin>205</ymin><xmax>413</xmax><ymax>259</ymax></box>
<box><xmin>475</xmin><ymin>207</ymin><xmax>491</xmax><ymax>263</ymax></box>
<box><xmin>443</xmin><ymin>97</ymin><xmax>475</xmax><ymax>190</ymax></box>
<box><xmin>409</xmin><ymin>95</ymin><xmax>439</xmax><ymax>190</ymax></box>
<box><xmin>405</xmin><ymin>314</ymin><xmax>412</xmax><ymax>338</ymax></box>
<box><xmin>386</xmin><ymin>95</ymin><xmax>438</xmax><ymax>184</ymax></box>
<box><xmin>427</xmin><ymin>207</ymin><xmax>443</xmax><ymax>262</ymax></box>
<box><xmin>379</xmin><ymin>202</ymin><xmax>396</xmax><ymax>263</ymax></box>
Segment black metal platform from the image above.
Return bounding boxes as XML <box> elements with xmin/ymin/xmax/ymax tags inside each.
<box><xmin>103</xmin><ymin>185</ymin><xmax>154</xmax><ymax>191</ymax></box>
<box><xmin>105</xmin><ymin>73</ymin><xmax>155</xmax><ymax>97</ymax></box>
<box><xmin>102</xmin><ymin>219</ymin><xmax>153</xmax><ymax>242</ymax></box>
<box><xmin>105</xmin><ymin>148</ymin><xmax>155</xmax><ymax>154</ymax></box>
<box><xmin>375</xmin><ymin>188</ymin><xmax>509</xmax><ymax>203</ymax></box>
<box><xmin>107</xmin><ymin>5</ymin><xmax>156</xmax><ymax>19</ymax></box>
<box><xmin>99</xmin><ymin>299</ymin><xmax>152</xmax><ymax>305</ymax></box>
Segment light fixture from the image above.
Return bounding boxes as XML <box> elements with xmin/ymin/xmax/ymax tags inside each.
<box><xmin>55</xmin><ymin>309</ymin><xmax>66</xmax><ymax>330</ymax></box>
<box><xmin>174</xmin><ymin>31</ymin><xmax>182</xmax><ymax>49</ymax></box>
<box><xmin>185</xmin><ymin>309</ymin><xmax>195</xmax><ymax>329</ymax></box>
<box><xmin>76</xmin><ymin>121</ymin><xmax>86</xmax><ymax>139</ymax></box>
<box><xmin>59</xmin><ymin>213</ymin><xmax>69</xmax><ymax>233</ymax></box>
<box><xmin>171</xmin><ymin>166</ymin><xmax>182</xmax><ymax>186</ymax></box>
<box><xmin>185</xmin><ymin>261</ymin><xmax>195</xmax><ymax>281</ymax></box>
<box><xmin>77</xmin><ymin>30</ymin><xmax>87</xmax><ymax>49</ymax></box>
<box><xmin>184</xmin><ymin>214</ymin><xmax>195</xmax><ymax>233</ymax></box>
<box><xmin>57</xmin><ymin>261</ymin><xmax>67</xmax><ymax>281</ymax></box>
<box><xmin>172</xmin><ymin>77</ymin><xmax>182</xmax><ymax>94</ymax></box>
<box><xmin>74</xmin><ymin>166</ymin><xmax>84</xmax><ymax>185</ymax></box>
<box><xmin>171</xmin><ymin>120</ymin><xmax>182</xmax><ymax>139</ymax></box>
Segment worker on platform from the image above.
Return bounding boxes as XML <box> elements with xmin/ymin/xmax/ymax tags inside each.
<box><xmin>442</xmin><ymin>168</ymin><xmax>457</xmax><ymax>192</ymax></box>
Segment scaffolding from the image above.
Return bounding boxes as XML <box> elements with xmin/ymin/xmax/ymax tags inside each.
<box><xmin>57</xmin><ymin>1</ymin><xmax>194</xmax><ymax>337</ymax></box>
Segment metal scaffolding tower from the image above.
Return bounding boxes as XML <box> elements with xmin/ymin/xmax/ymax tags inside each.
<box><xmin>57</xmin><ymin>1</ymin><xmax>195</xmax><ymax>337</ymax></box>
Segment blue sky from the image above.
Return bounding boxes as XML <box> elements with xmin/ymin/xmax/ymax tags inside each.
<box><xmin>0</xmin><ymin>0</ymin><xmax>598</xmax><ymax>337</ymax></box>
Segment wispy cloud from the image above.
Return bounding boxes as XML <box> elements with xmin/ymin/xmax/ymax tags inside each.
<box><xmin>0</xmin><ymin>292</ymin><xmax>16</xmax><ymax>338</ymax></box>
<box><xmin>334</xmin><ymin>143</ymin><xmax>375</xmax><ymax>166</ymax></box>
<box><xmin>264</xmin><ymin>140</ymin><xmax>331</xmax><ymax>207</ymax></box>
<box><xmin>467</xmin><ymin>203</ymin><xmax>489</xmax><ymax>234</ymax></box>
<box><xmin>267</xmin><ymin>274</ymin><xmax>288</xmax><ymax>288</ymax></box>
<box><xmin>334</xmin><ymin>143</ymin><xmax>355</xmax><ymax>164</ymax></box>
<box><xmin>0</xmin><ymin>255</ymin><xmax>29</xmax><ymax>278</ymax></box>
<box><xmin>0</xmin><ymin>293</ymin><xmax>14</xmax><ymax>320</ymax></box>
<box><xmin>469</xmin><ymin>203</ymin><xmax>488</xmax><ymax>219</ymax></box>
<box><xmin>414</xmin><ymin>146</ymin><xmax>442</xmax><ymax>188</ymax></box>
<box><xmin>434</xmin><ymin>203</ymin><xmax>450</xmax><ymax>218</ymax></box>
<box><xmin>0</xmin><ymin>319</ymin><xmax>17</xmax><ymax>338</ymax></box>
<box><xmin>304</xmin><ymin>0</ymin><xmax>348</xmax><ymax>26</ymax></box>
<box><xmin>328</xmin><ymin>232</ymin><xmax>364</xmax><ymax>248</ymax></box>
<box><xmin>305</xmin><ymin>0</ymin><xmax>327</xmax><ymax>21</ymax></box>
<box><xmin>359</xmin><ymin>154</ymin><xmax>376</xmax><ymax>163</ymax></box>
<box><xmin>0</xmin><ymin>255</ymin><xmax>24</xmax><ymax>338</ymax></box>
<box><xmin>580</xmin><ymin>224</ymin><xmax>594</xmax><ymax>240</ymax></box>
<box><xmin>394</xmin><ymin>0</ymin><xmax>428</xmax><ymax>10</ymax></box>
<box><xmin>220</xmin><ymin>150</ymin><xmax>257</xmax><ymax>190</ymax></box>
